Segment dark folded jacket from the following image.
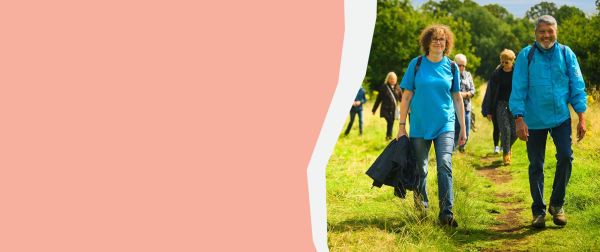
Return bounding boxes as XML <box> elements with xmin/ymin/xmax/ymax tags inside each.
<box><xmin>365</xmin><ymin>136</ymin><xmax>419</xmax><ymax>199</ymax></box>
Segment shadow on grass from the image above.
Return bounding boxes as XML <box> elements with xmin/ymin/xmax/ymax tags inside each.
<box><xmin>475</xmin><ymin>159</ymin><xmax>503</xmax><ymax>170</ymax></box>
<box><xmin>328</xmin><ymin>211</ymin><xmax>434</xmax><ymax>234</ymax></box>
<box><xmin>447</xmin><ymin>224</ymin><xmax>545</xmax><ymax>249</ymax></box>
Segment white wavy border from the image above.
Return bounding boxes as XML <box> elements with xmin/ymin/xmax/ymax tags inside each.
<box><xmin>307</xmin><ymin>1</ymin><xmax>376</xmax><ymax>251</ymax></box>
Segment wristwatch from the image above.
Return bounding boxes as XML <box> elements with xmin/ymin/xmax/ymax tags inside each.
<box><xmin>514</xmin><ymin>114</ymin><xmax>523</xmax><ymax>119</ymax></box>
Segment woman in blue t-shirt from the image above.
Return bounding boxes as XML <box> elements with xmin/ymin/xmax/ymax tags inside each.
<box><xmin>396</xmin><ymin>24</ymin><xmax>466</xmax><ymax>228</ymax></box>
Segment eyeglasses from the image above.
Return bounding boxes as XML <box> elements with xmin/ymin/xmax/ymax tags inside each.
<box><xmin>501</xmin><ymin>61</ymin><xmax>512</xmax><ymax>64</ymax></box>
<box><xmin>457</xmin><ymin>64</ymin><xmax>466</xmax><ymax>67</ymax></box>
<box><xmin>431</xmin><ymin>38</ymin><xmax>446</xmax><ymax>44</ymax></box>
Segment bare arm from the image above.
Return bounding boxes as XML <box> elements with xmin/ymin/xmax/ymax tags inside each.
<box><xmin>577</xmin><ymin>112</ymin><xmax>586</xmax><ymax>142</ymax></box>
<box><xmin>452</xmin><ymin>92</ymin><xmax>466</xmax><ymax>146</ymax></box>
<box><xmin>395</xmin><ymin>90</ymin><xmax>413</xmax><ymax>140</ymax></box>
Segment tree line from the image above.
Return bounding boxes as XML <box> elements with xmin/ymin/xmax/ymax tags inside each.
<box><xmin>366</xmin><ymin>0</ymin><xmax>600</xmax><ymax>92</ymax></box>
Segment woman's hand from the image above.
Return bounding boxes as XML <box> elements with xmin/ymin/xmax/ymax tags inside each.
<box><xmin>487</xmin><ymin>114</ymin><xmax>492</xmax><ymax>121</ymax></box>
<box><xmin>457</xmin><ymin>129</ymin><xmax>467</xmax><ymax>146</ymax></box>
<box><xmin>396</xmin><ymin>126</ymin><xmax>408</xmax><ymax>141</ymax></box>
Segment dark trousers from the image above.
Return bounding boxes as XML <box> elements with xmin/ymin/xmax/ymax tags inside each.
<box><xmin>385</xmin><ymin>117</ymin><xmax>394</xmax><ymax>137</ymax></box>
<box><xmin>493</xmin><ymin>120</ymin><xmax>500</xmax><ymax>147</ymax></box>
<box><xmin>345</xmin><ymin>109</ymin><xmax>363</xmax><ymax>134</ymax></box>
<box><xmin>527</xmin><ymin>118</ymin><xmax>573</xmax><ymax>216</ymax></box>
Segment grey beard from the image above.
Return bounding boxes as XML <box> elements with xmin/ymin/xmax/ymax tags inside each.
<box><xmin>538</xmin><ymin>40</ymin><xmax>554</xmax><ymax>49</ymax></box>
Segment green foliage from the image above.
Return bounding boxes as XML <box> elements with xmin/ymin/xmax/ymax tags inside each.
<box><xmin>525</xmin><ymin>1</ymin><xmax>558</xmax><ymax>21</ymax></box>
<box><xmin>366</xmin><ymin>0</ymin><xmax>597</xmax><ymax>90</ymax></box>
<box><xmin>561</xmin><ymin>14</ymin><xmax>600</xmax><ymax>90</ymax></box>
<box><xmin>483</xmin><ymin>4</ymin><xmax>510</xmax><ymax>20</ymax></box>
<box><xmin>555</xmin><ymin>5</ymin><xmax>586</xmax><ymax>25</ymax></box>
<box><xmin>367</xmin><ymin>0</ymin><xmax>479</xmax><ymax>91</ymax></box>
<box><xmin>367</xmin><ymin>0</ymin><xmax>423</xmax><ymax>90</ymax></box>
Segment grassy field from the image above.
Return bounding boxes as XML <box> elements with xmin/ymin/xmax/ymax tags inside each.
<box><xmin>326</xmin><ymin>82</ymin><xmax>600</xmax><ymax>251</ymax></box>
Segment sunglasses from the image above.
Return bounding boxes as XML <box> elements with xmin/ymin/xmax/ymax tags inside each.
<box><xmin>457</xmin><ymin>64</ymin><xmax>466</xmax><ymax>67</ymax></box>
<box><xmin>501</xmin><ymin>61</ymin><xmax>513</xmax><ymax>64</ymax></box>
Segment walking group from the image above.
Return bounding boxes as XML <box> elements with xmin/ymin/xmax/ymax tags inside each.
<box><xmin>361</xmin><ymin>15</ymin><xmax>587</xmax><ymax>229</ymax></box>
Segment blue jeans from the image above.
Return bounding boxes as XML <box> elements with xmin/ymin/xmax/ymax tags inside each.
<box><xmin>345</xmin><ymin>109</ymin><xmax>363</xmax><ymax>134</ymax></box>
<box><xmin>527</xmin><ymin>118</ymin><xmax>573</xmax><ymax>216</ymax></box>
<box><xmin>411</xmin><ymin>131</ymin><xmax>455</xmax><ymax>219</ymax></box>
<box><xmin>454</xmin><ymin>112</ymin><xmax>471</xmax><ymax>150</ymax></box>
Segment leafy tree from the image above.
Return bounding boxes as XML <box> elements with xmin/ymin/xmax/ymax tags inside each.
<box><xmin>367</xmin><ymin>0</ymin><xmax>423</xmax><ymax>90</ymax></box>
<box><xmin>555</xmin><ymin>5</ymin><xmax>585</xmax><ymax>25</ymax></box>
<box><xmin>437</xmin><ymin>0</ymin><xmax>463</xmax><ymax>14</ymax></box>
<box><xmin>561</xmin><ymin>14</ymin><xmax>600</xmax><ymax>90</ymax></box>
<box><xmin>525</xmin><ymin>2</ymin><xmax>558</xmax><ymax>21</ymax></box>
<box><xmin>366</xmin><ymin>0</ymin><xmax>479</xmax><ymax>90</ymax></box>
<box><xmin>484</xmin><ymin>4</ymin><xmax>510</xmax><ymax>20</ymax></box>
<box><xmin>452</xmin><ymin>7</ymin><xmax>512</xmax><ymax>78</ymax></box>
<box><xmin>421</xmin><ymin>0</ymin><xmax>441</xmax><ymax>15</ymax></box>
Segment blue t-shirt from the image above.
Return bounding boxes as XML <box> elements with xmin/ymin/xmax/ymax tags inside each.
<box><xmin>399</xmin><ymin>56</ymin><xmax>460</xmax><ymax>140</ymax></box>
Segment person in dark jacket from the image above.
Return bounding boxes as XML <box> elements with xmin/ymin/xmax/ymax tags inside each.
<box><xmin>372</xmin><ymin>72</ymin><xmax>402</xmax><ymax>140</ymax></box>
<box><xmin>482</xmin><ymin>81</ymin><xmax>501</xmax><ymax>154</ymax></box>
<box><xmin>345</xmin><ymin>86</ymin><xmax>368</xmax><ymax>136</ymax></box>
<box><xmin>485</xmin><ymin>49</ymin><xmax>518</xmax><ymax>165</ymax></box>
<box><xmin>366</xmin><ymin>135</ymin><xmax>419</xmax><ymax>199</ymax></box>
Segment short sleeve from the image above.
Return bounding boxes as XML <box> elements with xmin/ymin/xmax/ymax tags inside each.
<box><xmin>399</xmin><ymin>57</ymin><xmax>419</xmax><ymax>91</ymax></box>
<box><xmin>451</xmin><ymin>61</ymin><xmax>460</xmax><ymax>93</ymax></box>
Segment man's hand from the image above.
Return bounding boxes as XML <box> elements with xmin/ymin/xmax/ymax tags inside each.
<box><xmin>577</xmin><ymin>112</ymin><xmax>586</xmax><ymax>142</ymax></box>
<box><xmin>515</xmin><ymin>117</ymin><xmax>529</xmax><ymax>141</ymax></box>
<box><xmin>487</xmin><ymin>114</ymin><xmax>492</xmax><ymax>122</ymax></box>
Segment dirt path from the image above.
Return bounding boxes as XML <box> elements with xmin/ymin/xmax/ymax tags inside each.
<box><xmin>476</xmin><ymin>155</ymin><xmax>529</xmax><ymax>250</ymax></box>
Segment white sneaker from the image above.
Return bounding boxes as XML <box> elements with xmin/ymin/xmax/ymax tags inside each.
<box><xmin>494</xmin><ymin>146</ymin><xmax>500</xmax><ymax>154</ymax></box>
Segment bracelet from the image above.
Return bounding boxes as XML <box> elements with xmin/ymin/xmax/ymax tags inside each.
<box><xmin>400</xmin><ymin>123</ymin><xmax>406</xmax><ymax>126</ymax></box>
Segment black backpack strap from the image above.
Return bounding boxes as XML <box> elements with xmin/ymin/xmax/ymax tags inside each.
<box><xmin>414</xmin><ymin>55</ymin><xmax>423</xmax><ymax>77</ymax></box>
<box><xmin>450</xmin><ymin>60</ymin><xmax>456</xmax><ymax>91</ymax></box>
<box><xmin>527</xmin><ymin>43</ymin><xmax>537</xmax><ymax>67</ymax></box>
<box><xmin>528</xmin><ymin>42</ymin><xmax>568</xmax><ymax>69</ymax></box>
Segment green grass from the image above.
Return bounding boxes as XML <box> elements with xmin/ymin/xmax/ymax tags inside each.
<box><xmin>327</xmin><ymin>83</ymin><xmax>600</xmax><ymax>251</ymax></box>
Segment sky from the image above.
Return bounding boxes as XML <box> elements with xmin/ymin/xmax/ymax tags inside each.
<box><xmin>410</xmin><ymin>0</ymin><xmax>598</xmax><ymax>18</ymax></box>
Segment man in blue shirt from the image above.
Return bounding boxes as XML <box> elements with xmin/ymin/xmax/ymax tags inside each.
<box><xmin>345</xmin><ymin>86</ymin><xmax>368</xmax><ymax>136</ymax></box>
<box><xmin>509</xmin><ymin>15</ymin><xmax>587</xmax><ymax>229</ymax></box>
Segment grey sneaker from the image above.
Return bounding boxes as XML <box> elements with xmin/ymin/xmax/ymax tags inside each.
<box><xmin>549</xmin><ymin>205</ymin><xmax>567</xmax><ymax>226</ymax></box>
<box><xmin>494</xmin><ymin>146</ymin><xmax>500</xmax><ymax>154</ymax></box>
<box><xmin>532</xmin><ymin>215</ymin><xmax>545</xmax><ymax>228</ymax></box>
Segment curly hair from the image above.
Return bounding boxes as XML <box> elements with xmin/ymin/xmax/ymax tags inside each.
<box><xmin>500</xmin><ymin>49</ymin><xmax>516</xmax><ymax>61</ymax></box>
<box><xmin>418</xmin><ymin>23</ymin><xmax>455</xmax><ymax>56</ymax></box>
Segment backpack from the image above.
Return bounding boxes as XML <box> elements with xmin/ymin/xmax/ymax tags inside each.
<box><xmin>527</xmin><ymin>42</ymin><xmax>567</xmax><ymax>67</ymax></box>
<box><xmin>414</xmin><ymin>55</ymin><xmax>457</xmax><ymax>91</ymax></box>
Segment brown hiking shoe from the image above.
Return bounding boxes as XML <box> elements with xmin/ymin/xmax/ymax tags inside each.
<box><xmin>441</xmin><ymin>217</ymin><xmax>458</xmax><ymax>228</ymax></box>
<box><xmin>503</xmin><ymin>154</ymin><xmax>511</xmax><ymax>165</ymax></box>
<box><xmin>532</xmin><ymin>215</ymin><xmax>546</xmax><ymax>228</ymax></box>
<box><xmin>549</xmin><ymin>205</ymin><xmax>567</xmax><ymax>226</ymax></box>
